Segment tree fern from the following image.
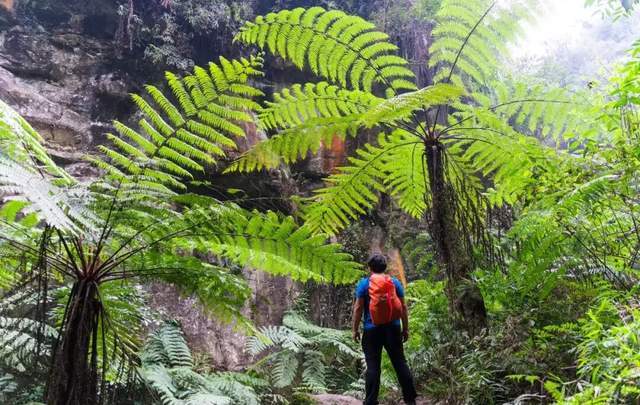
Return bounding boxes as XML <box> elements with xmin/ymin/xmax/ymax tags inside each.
<box><xmin>235</xmin><ymin>3</ymin><xmax>579</xmax><ymax>335</ymax></box>
<box><xmin>236</xmin><ymin>7</ymin><xmax>416</xmax><ymax>96</ymax></box>
<box><xmin>0</xmin><ymin>46</ymin><xmax>365</xmax><ymax>404</ymax></box>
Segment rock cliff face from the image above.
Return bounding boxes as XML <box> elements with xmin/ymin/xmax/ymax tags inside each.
<box><xmin>0</xmin><ymin>0</ymin><xmax>428</xmax><ymax>370</ymax></box>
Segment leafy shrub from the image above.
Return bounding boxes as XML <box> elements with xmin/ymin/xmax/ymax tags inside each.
<box><xmin>247</xmin><ymin>311</ymin><xmax>362</xmax><ymax>396</ymax></box>
<box><xmin>542</xmin><ymin>291</ymin><xmax>640</xmax><ymax>403</ymax></box>
<box><xmin>140</xmin><ymin>321</ymin><xmax>267</xmax><ymax>405</ymax></box>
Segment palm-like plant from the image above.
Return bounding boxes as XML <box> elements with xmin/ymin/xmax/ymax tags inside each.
<box><xmin>0</xmin><ymin>56</ymin><xmax>361</xmax><ymax>404</ymax></box>
<box><xmin>229</xmin><ymin>1</ymin><xmax>590</xmax><ymax>332</ymax></box>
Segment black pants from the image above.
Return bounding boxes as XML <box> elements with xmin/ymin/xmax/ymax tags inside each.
<box><xmin>362</xmin><ymin>324</ymin><xmax>417</xmax><ymax>404</ymax></box>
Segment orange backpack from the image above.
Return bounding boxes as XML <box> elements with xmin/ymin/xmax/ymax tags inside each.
<box><xmin>368</xmin><ymin>274</ymin><xmax>403</xmax><ymax>326</ymax></box>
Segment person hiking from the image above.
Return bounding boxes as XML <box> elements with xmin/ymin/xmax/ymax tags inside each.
<box><xmin>352</xmin><ymin>254</ymin><xmax>418</xmax><ymax>405</ymax></box>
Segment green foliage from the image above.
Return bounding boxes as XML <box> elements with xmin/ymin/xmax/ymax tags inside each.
<box><xmin>539</xmin><ymin>291</ymin><xmax>640</xmax><ymax>403</ymax></box>
<box><xmin>0</xmin><ymin>158</ymin><xmax>96</xmax><ymax>233</ymax></box>
<box><xmin>229</xmin><ymin>5</ymin><xmax>419</xmax><ymax>175</ymax></box>
<box><xmin>141</xmin><ymin>321</ymin><xmax>266</xmax><ymax>405</ymax></box>
<box><xmin>147</xmin><ymin>205</ymin><xmax>363</xmax><ymax>286</ymax></box>
<box><xmin>360</xmin><ymin>83</ymin><xmax>464</xmax><ymax>128</ymax></box>
<box><xmin>247</xmin><ymin>311</ymin><xmax>361</xmax><ymax>394</ymax></box>
<box><xmin>586</xmin><ymin>0</ymin><xmax>640</xmax><ymax>19</ymax></box>
<box><xmin>0</xmin><ymin>291</ymin><xmax>57</xmax><ymax>374</ymax></box>
<box><xmin>429</xmin><ymin>0</ymin><xmax>534</xmax><ymax>89</ymax></box>
<box><xmin>400</xmin><ymin>232</ymin><xmax>437</xmax><ymax>280</ymax></box>
<box><xmin>0</xmin><ymin>101</ymin><xmax>92</xmax><ymax>233</ymax></box>
<box><xmin>0</xmin><ymin>49</ymin><xmax>362</xmax><ymax>404</ymax></box>
<box><xmin>234</xmin><ymin>1</ymin><xmax>568</xmax><ymax>242</ymax></box>
<box><xmin>92</xmin><ymin>54</ymin><xmax>264</xmax><ymax>202</ymax></box>
<box><xmin>0</xmin><ymin>289</ymin><xmax>56</xmax><ymax>404</ymax></box>
<box><xmin>302</xmin><ymin>131</ymin><xmax>425</xmax><ymax>234</ymax></box>
<box><xmin>226</xmin><ymin>82</ymin><xmax>382</xmax><ymax>172</ymax></box>
<box><xmin>236</xmin><ymin>7</ymin><xmax>416</xmax><ymax>96</ymax></box>
<box><xmin>0</xmin><ymin>100</ymin><xmax>72</xmax><ymax>183</ymax></box>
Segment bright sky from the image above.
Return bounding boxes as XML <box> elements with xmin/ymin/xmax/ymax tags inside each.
<box><xmin>513</xmin><ymin>0</ymin><xmax>593</xmax><ymax>59</ymax></box>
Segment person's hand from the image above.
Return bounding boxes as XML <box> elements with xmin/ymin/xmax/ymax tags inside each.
<box><xmin>352</xmin><ymin>329</ymin><xmax>361</xmax><ymax>343</ymax></box>
<box><xmin>402</xmin><ymin>328</ymin><xmax>409</xmax><ymax>343</ymax></box>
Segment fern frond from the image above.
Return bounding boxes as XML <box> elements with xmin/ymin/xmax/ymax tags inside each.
<box><xmin>0</xmin><ymin>100</ymin><xmax>73</xmax><ymax>184</ymax></box>
<box><xmin>248</xmin><ymin>311</ymin><xmax>361</xmax><ymax>394</ymax></box>
<box><xmin>0</xmin><ymin>315</ymin><xmax>57</xmax><ymax>373</ymax></box>
<box><xmin>94</xmin><ymin>55</ymin><xmax>264</xmax><ymax>200</ymax></box>
<box><xmin>226</xmin><ymin>116</ymin><xmax>362</xmax><ymax>173</ymax></box>
<box><xmin>444</xmin><ymin>109</ymin><xmax>558</xmax><ymax>206</ymax></box>
<box><xmin>259</xmin><ymin>82</ymin><xmax>381</xmax><ymax>130</ymax></box>
<box><xmin>361</xmin><ymin>83</ymin><xmax>464</xmax><ymax>128</ymax></box>
<box><xmin>204</xmin><ymin>372</ymin><xmax>263</xmax><ymax>405</ymax></box>
<box><xmin>184</xmin><ymin>209</ymin><xmax>362</xmax><ymax>284</ymax></box>
<box><xmin>430</xmin><ymin>0</ymin><xmax>535</xmax><ymax>89</ymax></box>
<box><xmin>247</xmin><ymin>325</ymin><xmax>309</xmax><ymax>356</ymax></box>
<box><xmin>140</xmin><ymin>323</ymin><xmax>261</xmax><ymax>405</ymax></box>
<box><xmin>485</xmin><ymin>81</ymin><xmax>598</xmax><ymax>143</ymax></box>
<box><xmin>381</xmin><ymin>136</ymin><xmax>429</xmax><ymax>218</ymax></box>
<box><xmin>141</xmin><ymin>321</ymin><xmax>193</xmax><ymax>368</ymax></box>
<box><xmin>237</xmin><ymin>7</ymin><xmax>416</xmax><ymax>95</ymax></box>
<box><xmin>272</xmin><ymin>350</ymin><xmax>299</xmax><ymax>388</ymax></box>
<box><xmin>133</xmin><ymin>252</ymin><xmax>251</xmax><ymax>327</ymax></box>
<box><xmin>0</xmin><ymin>157</ymin><xmax>95</xmax><ymax>233</ymax></box>
<box><xmin>301</xmin><ymin>350</ymin><xmax>326</xmax><ymax>392</ymax></box>
<box><xmin>303</xmin><ymin>133</ymin><xmax>422</xmax><ymax>235</ymax></box>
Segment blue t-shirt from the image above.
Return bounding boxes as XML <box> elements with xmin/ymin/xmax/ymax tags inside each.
<box><xmin>355</xmin><ymin>276</ymin><xmax>404</xmax><ymax>330</ymax></box>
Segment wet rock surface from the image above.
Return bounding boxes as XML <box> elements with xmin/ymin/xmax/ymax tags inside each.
<box><xmin>0</xmin><ymin>23</ymin><xmax>128</xmax><ymax>161</ymax></box>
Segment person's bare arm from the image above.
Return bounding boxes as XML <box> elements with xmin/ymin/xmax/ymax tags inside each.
<box><xmin>352</xmin><ymin>297</ymin><xmax>364</xmax><ymax>342</ymax></box>
<box><xmin>400</xmin><ymin>296</ymin><xmax>409</xmax><ymax>342</ymax></box>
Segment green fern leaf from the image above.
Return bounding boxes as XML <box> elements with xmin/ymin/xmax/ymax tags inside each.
<box><xmin>237</xmin><ymin>7</ymin><xmax>416</xmax><ymax>95</ymax></box>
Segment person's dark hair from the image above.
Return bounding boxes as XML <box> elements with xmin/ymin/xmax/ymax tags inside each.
<box><xmin>367</xmin><ymin>254</ymin><xmax>387</xmax><ymax>273</ymax></box>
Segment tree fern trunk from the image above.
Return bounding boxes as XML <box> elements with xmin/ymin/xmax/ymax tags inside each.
<box><xmin>47</xmin><ymin>279</ymin><xmax>100</xmax><ymax>405</ymax></box>
<box><xmin>424</xmin><ymin>140</ymin><xmax>487</xmax><ymax>335</ymax></box>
